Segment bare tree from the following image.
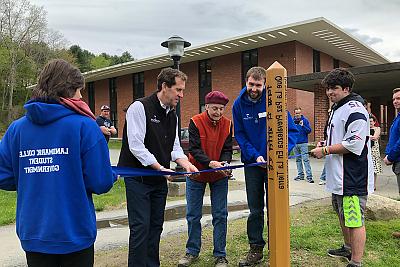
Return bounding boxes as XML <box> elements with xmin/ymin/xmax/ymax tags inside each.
<box><xmin>0</xmin><ymin>0</ymin><xmax>47</xmax><ymax>120</ymax></box>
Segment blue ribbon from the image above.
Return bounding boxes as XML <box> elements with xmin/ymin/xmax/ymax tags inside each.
<box><xmin>112</xmin><ymin>154</ymin><xmax>301</xmax><ymax>177</ymax></box>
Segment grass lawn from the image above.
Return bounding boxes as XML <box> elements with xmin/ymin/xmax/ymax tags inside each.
<box><xmin>0</xmin><ymin>190</ymin><xmax>16</xmax><ymax>225</ymax></box>
<box><xmin>108</xmin><ymin>139</ymin><xmax>122</xmax><ymax>150</ymax></box>
<box><xmin>95</xmin><ymin>201</ymin><xmax>400</xmax><ymax>267</ymax></box>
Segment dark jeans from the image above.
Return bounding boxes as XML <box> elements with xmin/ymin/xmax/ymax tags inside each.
<box><xmin>25</xmin><ymin>245</ymin><xmax>94</xmax><ymax>267</ymax></box>
<box><xmin>185</xmin><ymin>177</ymin><xmax>228</xmax><ymax>257</ymax></box>
<box><xmin>244</xmin><ymin>166</ymin><xmax>268</xmax><ymax>247</ymax></box>
<box><xmin>125</xmin><ymin>177</ymin><xmax>168</xmax><ymax>267</ymax></box>
<box><xmin>392</xmin><ymin>161</ymin><xmax>400</xmax><ymax>194</ymax></box>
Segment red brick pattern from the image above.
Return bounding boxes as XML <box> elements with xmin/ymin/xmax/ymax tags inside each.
<box><xmin>212</xmin><ymin>53</ymin><xmax>242</xmax><ymax>121</ymax></box>
<box><xmin>313</xmin><ymin>84</ymin><xmax>329</xmax><ymax>141</ymax></box>
<box><xmin>116</xmin><ymin>74</ymin><xmax>133</xmax><ymax>132</ymax></box>
<box><xmin>295</xmin><ymin>42</ymin><xmax>312</xmax><ymax>75</ymax></box>
<box><xmin>320</xmin><ymin>52</ymin><xmax>334</xmax><ymax>72</ymax></box>
<box><xmin>93</xmin><ymin>79</ymin><xmax>109</xmax><ymax>116</ymax></box>
<box><xmin>180</xmin><ymin>61</ymin><xmax>199</xmax><ymax>128</ymax></box>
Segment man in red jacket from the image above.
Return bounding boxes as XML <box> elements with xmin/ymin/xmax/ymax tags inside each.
<box><xmin>178</xmin><ymin>91</ymin><xmax>232</xmax><ymax>267</ymax></box>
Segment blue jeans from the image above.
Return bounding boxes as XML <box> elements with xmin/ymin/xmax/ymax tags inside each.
<box><xmin>320</xmin><ymin>162</ymin><xmax>326</xmax><ymax>181</ymax></box>
<box><xmin>124</xmin><ymin>177</ymin><xmax>168</xmax><ymax>267</ymax></box>
<box><xmin>244</xmin><ymin>166</ymin><xmax>268</xmax><ymax>247</ymax></box>
<box><xmin>294</xmin><ymin>143</ymin><xmax>313</xmax><ymax>179</ymax></box>
<box><xmin>185</xmin><ymin>177</ymin><xmax>228</xmax><ymax>257</ymax></box>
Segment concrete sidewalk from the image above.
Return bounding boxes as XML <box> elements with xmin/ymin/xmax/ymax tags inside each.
<box><xmin>1</xmin><ymin>151</ymin><xmax>399</xmax><ymax>266</ymax></box>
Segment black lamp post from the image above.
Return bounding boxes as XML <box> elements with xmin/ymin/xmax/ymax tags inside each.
<box><xmin>161</xmin><ymin>36</ymin><xmax>191</xmax><ymax>141</ymax></box>
<box><xmin>161</xmin><ymin>35</ymin><xmax>191</xmax><ymax>178</ymax></box>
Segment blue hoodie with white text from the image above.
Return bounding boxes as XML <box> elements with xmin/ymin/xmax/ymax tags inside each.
<box><xmin>0</xmin><ymin>100</ymin><xmax>116</xmax><ymax>254</ymax></box>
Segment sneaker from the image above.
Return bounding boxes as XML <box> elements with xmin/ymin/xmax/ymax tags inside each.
<box><xmin>319</xmin><ymin>180</ymin><xmax>326</xmax><ymax>185</ymax></box>
<box><xmin>294</xmin><ymin>176</ymin><xmax>304</xmax><ymax>181</ymax></box>
<box><xmin>214</xmin><ymin>256</ymin><xmax>228</xmax><ymax>267</ymax></box>
<box><xmin>178</xmin><ymin>253</ymin><xmax>198</xmax><ymax>267</ymax></box>
<box><xmin>238</xmin><ymin>244</ymin><xmax>263</xmax><ymax>266</ymax></box>
<box><xmin>392</xmin><ymin>231</ymin><xmax>400</xmax><ymax>238</ymax></box>
<box><xmin>327</xmin><ymin>245</ymin><xmax>351</xmax><ymax>262</ymax></box>
<box><xmin>307</xmin><ymin>179</ymin><xmax>315</xmax><ymax>183</ymax></box>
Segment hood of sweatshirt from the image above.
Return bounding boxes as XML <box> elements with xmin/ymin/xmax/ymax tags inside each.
<box><xmin>24</xmin><ymin>100</ymin><xmax>76</xmax><ymax>125</ymax></box>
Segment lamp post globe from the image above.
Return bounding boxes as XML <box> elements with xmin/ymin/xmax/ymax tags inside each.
<box><xmin>161</xmin><ymin>35</ymin><xmax>191</xmax><ymax>70</ymax></box>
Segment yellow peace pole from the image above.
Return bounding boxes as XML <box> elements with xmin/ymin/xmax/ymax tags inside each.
<box><xmin>266</xmin><ymin>61</ymin><xmax>290</xmax><ymax>267</ymax></box>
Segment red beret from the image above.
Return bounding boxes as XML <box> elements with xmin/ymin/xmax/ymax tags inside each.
<box><xmin>205</xmin><ymin>91</ymin><xmax>229</xmax><ymax>105</ymax></box>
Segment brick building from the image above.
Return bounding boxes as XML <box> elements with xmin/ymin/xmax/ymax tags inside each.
<box><xmin>82</xmin><ymin>17</ymin><xmax>390</xmax><ymax>141</ymax></box>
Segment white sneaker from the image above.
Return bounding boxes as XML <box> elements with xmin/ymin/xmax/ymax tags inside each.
<box><xmin>319</xmin><ymin>180</ymin><xmax>326</xmax><ymax>185</ymax></box>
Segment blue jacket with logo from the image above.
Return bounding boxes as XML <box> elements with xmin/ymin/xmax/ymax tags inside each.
<box><xmin>385</xmin><ymin>112</ymin><xmax>400</xmax><ymax>163</ymax></box>
<box><xmin>232</xmin><ymin>87</ymin><xmax>298</xmax><ymax>164</ymax></box>
<box><xmin>293</xmin><ymin>115</ymin><xmax>312</xmax><ymax>144</ymax></box>
<box><xmin>0</xmin><ymin>100</ymin><xmax>116</xmax><ymax>254</ymax></box>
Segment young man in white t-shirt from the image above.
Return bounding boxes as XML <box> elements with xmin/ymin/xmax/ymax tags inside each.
<box><xmin>311</xmin><ymin>68</ymin><xmax>374</xmax><ymax>267</ymax></box>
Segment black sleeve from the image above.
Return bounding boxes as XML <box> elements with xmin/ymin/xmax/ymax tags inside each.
<box><xmin>219</xmin><ymin>123</ymin><xmax>233</xmax><ymax>163</ymax></box>
<box><xmin>189</xmin><ymin>119</ymin><xmax>211</xmax><ymax>167</ymax></box>
<box><xmin>96</xmin><ymin>117</ymin><xmax>104</xmax><ymax>127</ymax></box>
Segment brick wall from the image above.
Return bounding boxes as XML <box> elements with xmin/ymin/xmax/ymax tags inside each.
<box><xmin>212</xmin><ymin>52</ymin><xmax>242</xmax><ymax>121</ymax></box>
<box><xmin>180</xmin><ymin>61</ymin><xmax>199</xmax><ymax>128</ymax></box>
<box><xmin>295</xmin><ymin>41</ymin><xmax>313</xmax><ymax>75</ymax></box>
<box><xmin>293</xmin><ymin>42</ymin><xmax>316</xmax><ymax>141</ymax></box>
<box><xmin>320</xmin><ymin>52</ymin><xmax>333</xmax><ymax>72</ymax></box>
<box><xmin>93</xmin><ymin>79</ymin><xmax>109</xmax><ymax>116</ymax></box>
<box><xmin>116</xmin><ymin>74</ymin><xmax>133</xmax><ymax>136</ymax></box>
<box><xmin>259</xmin><ymin>41</ymin><xmax>296</xmax><ymax>76</ymax></box>
<box><xmin>144</xmin><ymin>68</ymin><xmax>161</xmax><ymax>96</ymax></box>
<box><xmin>313</xmin><ymin>84</ymin><xmax>329</xmax><ymax>141</ymax></box>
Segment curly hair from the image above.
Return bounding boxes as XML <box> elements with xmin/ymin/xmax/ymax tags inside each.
<box><xmin>32</xmin><ymin>59</ymin><xmax>84</xmax><ymax>100</ymax></box>
<box><xmin>321</xmin><ymin>68</ymin><xmax>355</xmax><ymax>91</ymax></box>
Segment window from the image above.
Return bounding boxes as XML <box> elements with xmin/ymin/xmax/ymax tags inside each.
<box><xmin>133</xmin><ymin>72</ymin><xmax>144</xmax><ymax>100</ymax></box>
<box><xmin>242</xmin><ymin>49</ymin><xmax>258</xmax><ymax>88</ymax></box>
<box><xmin>87</xmin><ymin>82</ymin><xmax>95</xmax><ymax>112</ymax></box>
<box><xmin>109</xmin><ymin>78</ymin><xmax>118</xmax><ymax>136</ymax></box>
<box><xmin>313</xmin><ymin>49</ymin><xmax>321</xmax><ymax>72</ymax></box>
<box><xmin>199</xmin><ymin>59</ymin><xmax>212</xmax><ymax>112</ymax></box>
<box><xmin>333</xmin><ymin>58</ymin><xmax>340</xmax><ymax>69</ymax></box>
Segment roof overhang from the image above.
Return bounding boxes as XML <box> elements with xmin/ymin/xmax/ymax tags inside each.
<box><xmin>288</xmin><ymin>62</ymin><xmax>400</xmax><ymax>98</ymax></box>
<box><xmin>84</xmin><ymin>17</ymin><xmax>390</xmax><ymax>83</ymax></box>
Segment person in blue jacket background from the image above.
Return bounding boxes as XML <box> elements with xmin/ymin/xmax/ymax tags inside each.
<box><xmin>293</xmin><ymin>107</ymin><xmax>314</xmax><ymax>183</ymax></box>
<box><xmin>232</xmin><ymin>66</ymin><xmax>298</xmax><ymax>266</ymax></box>
<box><xmin>0</xmin><ymin>59</ymin><xmax>116</xmax><ymax>267</ymax></box>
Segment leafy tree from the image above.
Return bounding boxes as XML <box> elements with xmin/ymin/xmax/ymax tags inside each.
<box><xmin>69</xmin><ymin>45</ymin><xmax>94</xmax><ymax>72</ymax></box>
<box><xmin>0</xmin><ymin>0</ymin><xmax>47</xmax><ymax>121</ymax></box>
<box><xmin>90</xmin><ymin>55</ymin><xmax>112</xmax><ymax>70</ymax></box>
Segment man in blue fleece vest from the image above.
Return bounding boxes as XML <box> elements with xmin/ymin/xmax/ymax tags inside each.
<box><xmin>232</xmin><ymin>66</ymin><xmax>298</xmax><ymax>266</ymax></box>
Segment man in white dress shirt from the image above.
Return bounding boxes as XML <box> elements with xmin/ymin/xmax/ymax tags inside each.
<box><xmin>118</xmin><ymin>68</ymin><xmax>198</xmax><ymax>267</ymax></box>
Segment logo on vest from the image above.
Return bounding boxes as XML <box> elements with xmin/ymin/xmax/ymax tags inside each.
<box><xmin>243</xmin><ymin>113</ymin><xmax>253</xmax><ymax>120</ymax></box>
<box><xmin>151</xmin><ymin>115</ymin><xmax>160</xmax><ymax>123</ymax></box>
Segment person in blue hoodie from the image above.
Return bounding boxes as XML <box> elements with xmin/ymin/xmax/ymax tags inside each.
<box><xmin>0</xmin><ymin>59</ymin><xmax>116</xmax><ymax>267</ymax></box>
<box><xmin>384</xmin><ymin>88</ymin><xmax>400</xmax><ymax>239</ymax></box>
<box><xmin>293</xmin><ymin>107</ymin><xmax>314</xmax><ymax>183</ymax></box>
<box><xmin>232</xmin><ymin>66</ymin><xmax>298</xmax><ymax>266</ymax></box>
<box><xmin>384</xmin><ymin>87</ymin><xmax>400</xmax><ymax>195</ymax></box>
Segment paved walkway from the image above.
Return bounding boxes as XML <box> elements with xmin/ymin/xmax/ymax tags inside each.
<box><xmin>1</xmin><ymin>150</ymin><xmax>399</xmax><ymax>266</ymax></box>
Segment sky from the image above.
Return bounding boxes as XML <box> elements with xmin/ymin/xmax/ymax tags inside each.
<box><xmin>30</xmin><ymin>0</ymin><xmax>400</xmax><ymax>62</ymax></box>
